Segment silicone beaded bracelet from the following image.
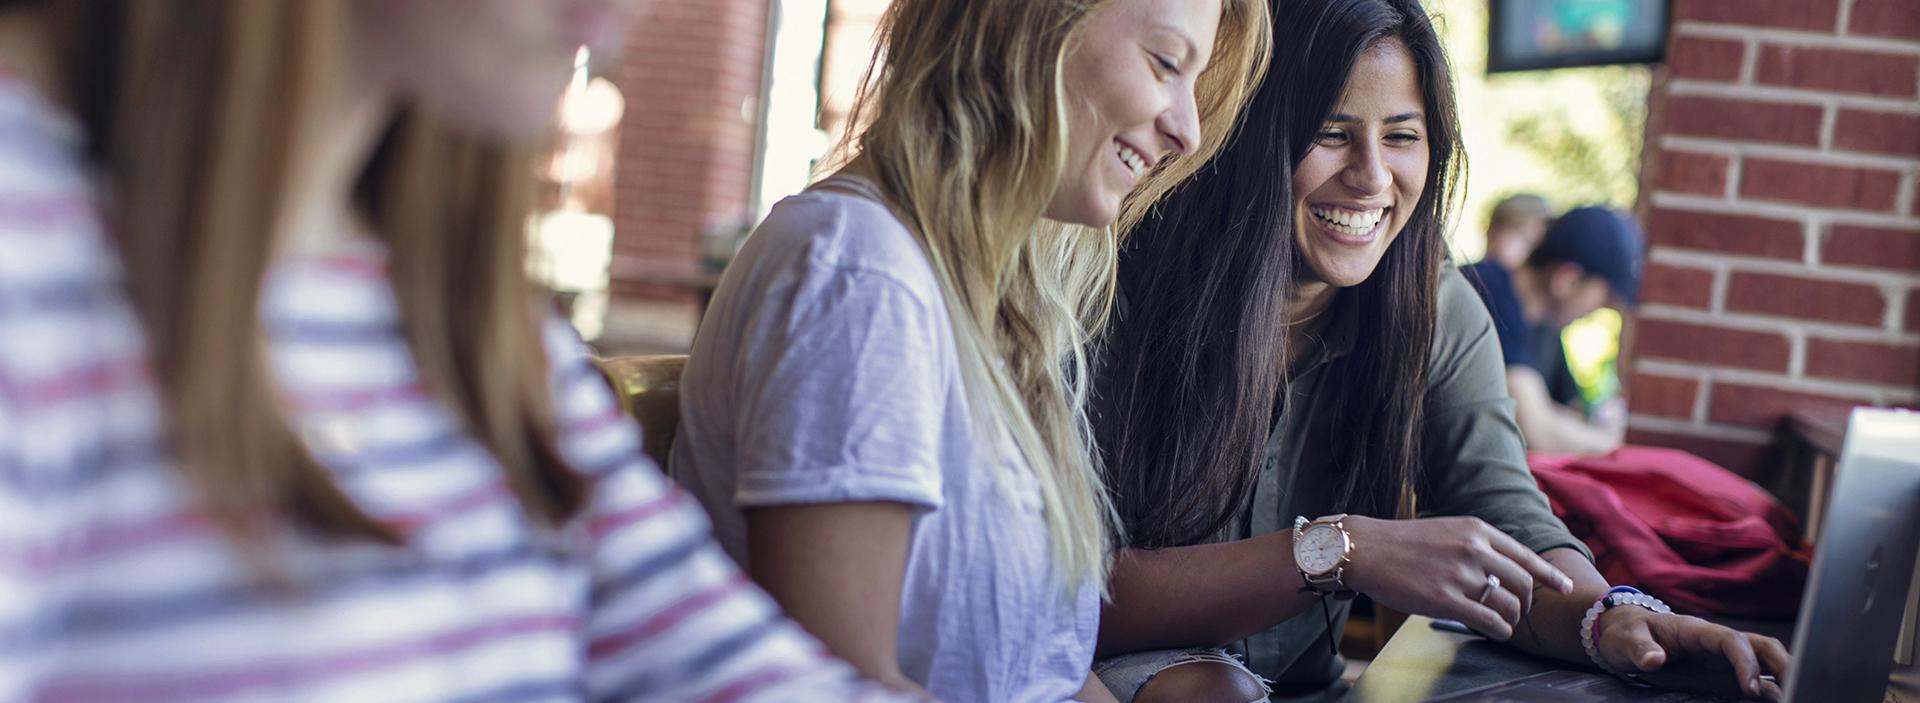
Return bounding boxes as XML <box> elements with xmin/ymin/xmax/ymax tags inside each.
<box><xmin>1581</xmin><ymin>586</ymin><xmax>1672</xmax><ymax>686</ymax></box>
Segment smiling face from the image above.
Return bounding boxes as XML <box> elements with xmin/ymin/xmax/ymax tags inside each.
<box><xmin>356</xmin><ymin>0</ymin><xmax>642</xmax><ymax>140</ymax></box>
<box><xmin>1046</xmin><ymin>0</ymin><xmax>1223</xmax><ymax>228</ymax></box>
<box><xmin>1292</xmin><ymin>39</ymin><xmax>1430</xmax><ymax>290</ymax></box>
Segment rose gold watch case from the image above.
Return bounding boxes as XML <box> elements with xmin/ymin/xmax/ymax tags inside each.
<box><xmin>1294</xmin><ymin>514</ymin><xmax>1354</xmax><ymax>590</ymax></box>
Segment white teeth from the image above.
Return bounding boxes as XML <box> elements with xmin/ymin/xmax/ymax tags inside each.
<box><xmin>1116</xmin><ymin>142</ymin><xmax>1146</xmax><ymax>177</ymax></box>
<box><xmin>1310</xmin><ymin>205</ymin><xmax>1384</xmax><ymax>235</ymax></box>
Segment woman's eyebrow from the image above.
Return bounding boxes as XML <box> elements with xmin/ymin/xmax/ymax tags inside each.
<box><xmin>1148</xmin><ymin>23</ymin><xmax>1199</xmax><ymax>64</ymax></box>
<box><xmin>1327</xmin><ymin>111</ymin><xmax>1425</xmax><ymax>125</ymax></box>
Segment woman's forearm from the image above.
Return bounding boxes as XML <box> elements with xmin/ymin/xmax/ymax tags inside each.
<box><xmin>1509</xmin><ymin>547</ymin><xmax>1612</xmax><ymax>665</ymax></box>
<box><xmin>1098</xmin><ymin>531</ymin><xmax>1322</xmax><ymax>657</ymax></box>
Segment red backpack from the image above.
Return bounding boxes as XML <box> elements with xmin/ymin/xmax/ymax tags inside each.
<box><xmin>1528</xmin><ymin>446</ymin><xmax>1810</xmax><ymax>618</ymax></box>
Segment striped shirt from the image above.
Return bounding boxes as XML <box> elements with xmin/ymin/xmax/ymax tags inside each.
<box><xmin>0</xmin><ymin>75</ymin><xmax>891</xmax><ymax>702</ymax></box>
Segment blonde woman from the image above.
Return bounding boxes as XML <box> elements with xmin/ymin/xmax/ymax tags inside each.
<box><xmin>0</xmin><ymin>0</ymin><xmax>912</xmax><ymax>699</ymax></box>
<box><xmin>670</xmin><ymin>0</ymin><xmax>1270</xmax><ymax>700</ymax></box>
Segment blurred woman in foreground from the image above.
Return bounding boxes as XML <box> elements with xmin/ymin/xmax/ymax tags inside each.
<box><xmin>0</xmin><ymin>1</ymin><xmax>903</xmax><ymax>699</ymax></box>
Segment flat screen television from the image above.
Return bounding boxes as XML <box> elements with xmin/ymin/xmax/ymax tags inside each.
<box><xmin>1488</xmin><ymin>0</ymin><xmax>1670</xmax><ymax>73</ymax></box>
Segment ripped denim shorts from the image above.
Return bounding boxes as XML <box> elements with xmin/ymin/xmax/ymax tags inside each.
<box><xmin>1093</xmin><ymin>647</ymin><xmax>1273</xmax><ymax>703</ymax></box>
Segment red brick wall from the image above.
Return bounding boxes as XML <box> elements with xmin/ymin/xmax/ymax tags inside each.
<box><xmin>1627</xmin><ymin>0</ymin><xmax>1920</xmax><ymax>475</ymax></box>
<box><xmin>609</xmin><ymin>0</ymin><xmax>769</xmax><ymax>300</ymax></box>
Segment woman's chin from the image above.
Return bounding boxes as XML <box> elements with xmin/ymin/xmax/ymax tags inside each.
<box><xmin>1309</xmin><ymin>261</ymin><xmax>1383</xmax><ymax>289</ymax></box>
<box><xmin>1042</xmin><ymin>195</ymin><xmax>1121</xmax><ymax>229</ymax></box>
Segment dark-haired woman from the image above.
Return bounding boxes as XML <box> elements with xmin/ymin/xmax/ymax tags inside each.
<box><xmin>1089</xmin><ymin>1</ymin><xmax>1791</xmax><ymax>701</ymax></box>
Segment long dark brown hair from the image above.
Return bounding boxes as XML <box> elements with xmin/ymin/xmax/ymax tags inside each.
<box><xmin>47</xmin><ymin>0</ymin><xmax>586</xmax><ymax>550</ymax></box>
<box><xmin>1094</xmin><ymin>0</ymin><xmax>1463</xmax><ymax>550</ymax></box>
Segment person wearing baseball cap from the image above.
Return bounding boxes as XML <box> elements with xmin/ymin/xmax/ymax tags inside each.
<box><xmin>1463</xmin><ymin>206</ymin><xmax>1644</xmax><ymax>455</ymax></box>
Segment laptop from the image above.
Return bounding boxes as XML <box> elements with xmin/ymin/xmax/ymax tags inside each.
<box><xmin>1787</xmin><ymin>409</ymin><xmax>1920</xmax><ymax>703</ymax></box>
<box><xmin>1432</xmin><ymin>408</ymin><xmax>1920</xmax><ymax>703</ymax></box>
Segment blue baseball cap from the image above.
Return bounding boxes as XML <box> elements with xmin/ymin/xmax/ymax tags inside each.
<box><xmin>1532</xmin><ymin>206</ymin><xmax>1645</xmax><ymax>306</ymax></box>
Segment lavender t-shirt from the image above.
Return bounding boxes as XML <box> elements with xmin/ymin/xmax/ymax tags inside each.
<box><xmin>671</xmin><ymin>177</ymin><xmax>1099</xmax><ymax>703</ymax></box>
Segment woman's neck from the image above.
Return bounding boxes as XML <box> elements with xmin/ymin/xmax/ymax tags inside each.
<box><xmin>832</xmin><ymin>155</ymin><xmax>880</xmax><ymax>185</ymax></box>
<box><xmin>1283</xmin><ymin>279</ymin><xmax>1338</xmax><ymax>369</ymax></box>
<box><xmin>1288</xmin><ymin>279</ymin><xmax>1337</xmax><ymax>326</ymax></box>
<box><xmin>275</xmin><ymin>39</ymin><xmax>393</xmax><ymax>260</ymax></box>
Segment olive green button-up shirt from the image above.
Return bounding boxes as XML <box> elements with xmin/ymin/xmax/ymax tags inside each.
<box><xmin>1229</xmin><ymin>267</ymin><xmax>1591</xmax><ymax>696</ymax></box>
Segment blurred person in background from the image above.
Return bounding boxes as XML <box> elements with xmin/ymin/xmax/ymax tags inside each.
<box><xmin>1463</xmin><ymin>206</ymin><xmax>1643</xmax><ymax>456</ymax></box>
<box><xmin>1483</xmin><ymin>193</ymin><xmax>1550</xmax><ymax>269</ymax></box>
<box><xmin>669</xmin><ymin>0</ymin><xmax>1270</xmax><ymax>699</ymax></box>
<box><xmin>1090</xmin><ymin>1</ymin><xmax>1785</xmax><ymax>701</ymax></box>
<box><xmin>0</xmin><ymin>1</ymin><xmax>914</xmax><ymax>700</ymax></box>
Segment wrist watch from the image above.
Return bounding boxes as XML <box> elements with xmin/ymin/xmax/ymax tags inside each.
<box><xmin>1293</xmin><ymin>514</ymin><xmax>1357</xmax><ymax>598</ymax></box>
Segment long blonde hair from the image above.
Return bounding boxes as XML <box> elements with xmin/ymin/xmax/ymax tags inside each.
<box><xmin>835</xmin><ymin>0</ymin><xmax>1270</xmax><ymax>591</ymax></box>
<box><xmin>51</xmin><ymin>0</ymin><xmax>585</xmax><ymax>551</ymax></box>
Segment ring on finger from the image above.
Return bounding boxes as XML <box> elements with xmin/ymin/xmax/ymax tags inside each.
<box><xmin>1476</xmin><ymin>574</ymin><xmax>1501</xmax><ymax>604</ymax></box>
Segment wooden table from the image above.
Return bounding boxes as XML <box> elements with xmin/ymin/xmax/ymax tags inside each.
<box><xmin>1350</xmin><ymin>616</ymin><xmax>1794</xmax><ymax>702</ymax></box>
<box><xmin>1349</xmin><ymin>616</ymin><xmax>1544</xmax><ymax>702</ymax></box>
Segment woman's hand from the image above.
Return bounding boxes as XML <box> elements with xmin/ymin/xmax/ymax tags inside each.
<box><xmin>1340</xmin><ymin>516</ymin><xmax>1576</xmax><ymax>641</ymax></box>
<box><xmin>1593</xmin><ymin>607</ymin><xmax>1791</xmax><ymax>701</ymax></box>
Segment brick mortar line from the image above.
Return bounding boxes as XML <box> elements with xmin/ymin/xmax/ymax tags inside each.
<box><xmin>1667</xmin><ymin>79</ymin><xmax>1920</xmax><ymax>113</ymax></box>
<box><xmin>1624</xmin><ymin>414</ymin><xmax>1774</xmax><ymax>443</ymax></box>
<box><xmin>1639</xmin><ymin>302</ymin><xmax>1920</xmax><ymax>343</ymax></box>
<box><xmin>1804</xmin><ymin>217</ymin><xmax>1824</xmax><ymax>267</ymax></box>
<box><xmin>1887</xmin><ymin>288</ymin><xmax>1911</xmax><ymax>334</ymax></box>
<box><xmin>1741</xmin><ymin>38</ymin><xmax>1759</xmax><ymax>86</ymax></box>
<box><xmin>1901</xmin><ymin>172</ymin><xmax>1919</xmax><ymax>218</ymax></box>
<box><xmin>1652</xmin><ymin>192</ymin><xmax>1919</xmax><ymax>228</ymax></box>
<box><xmin>1693</xmin><ymin>376</ymin><xmax>1713</xmax><ymax>423</ymax></box>
<box><xmin>1820</xmin><ymin>102</ymin><xmax>1838</xmax><ymax>150</ymax></box>
<box><xmin>1676</xmin><ymin>22</ymin><xmax>1920</xmax><ymax>56</ymax></box>
<box><xmin>1634</xmin><ymin>359</ymin><xmax>1914</xmax><ymax>402</ymax></box>
<box><xmin>1838</xmin><ymin>0</ymin><xmax>1857</xmax><ymax>36</ymax></box>
<box><xmin>1658</xmin><ymin>136</ymin><xmax>1920</xmax><ymax>172</ymax></box>
<box><xmin>1789</xmin><ymin>330</ymin><xmax>1808</xmax><ymax>378</ymax></box>
<box><xmin>1709</xmin><ymin>261</ymin><xmax>1731</xmax><ymax>314</ymax></box>
<box><xmin>1648</xmin><ymin>245</ymin><xmax>1920</xmax><ymax>288</ymax></box>
<box><xmin>1726</xmin><ymin>153</ymin><xmax>1744</xmax><ymax>201</ymax></box>
<box><xmin>1651</xmin><ymin>243</ymin><xmax>1920</xmax><ymax>282</ymax></box>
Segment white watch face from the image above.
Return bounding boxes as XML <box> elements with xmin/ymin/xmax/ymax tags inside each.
<box><xmin>1297</xmin><ymin>524</ymin><xmax>1347</xmax><ymax>574</ymax></box>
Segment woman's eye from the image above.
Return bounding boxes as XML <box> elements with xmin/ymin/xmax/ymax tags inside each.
<box><xmin>1316</xmin><ymin>130</ymin><xmax>1348</xmax><ymax>144</ymax></box>
<box><xmin>1153</xmin><ymin>54</ymin><xmax>1180</xmax><ymax>75</ymax></box>
<box><xmin>1387</xmin><ymin>132</ymin><xmax>1423</xmax><ymax>145</ymax></box>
